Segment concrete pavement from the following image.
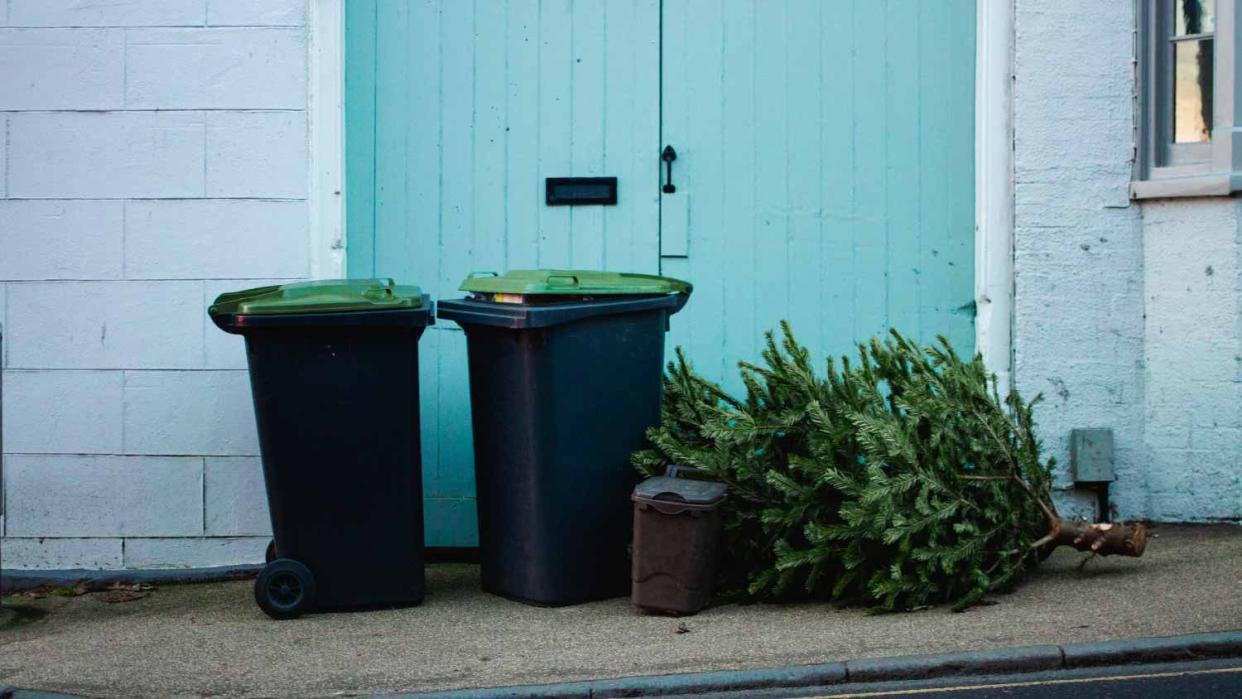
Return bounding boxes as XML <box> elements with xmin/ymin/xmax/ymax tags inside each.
<box><xmin>1</xmin><ymin>524</ymin><xmax>1240</xmax><ymax>698</ymax></box>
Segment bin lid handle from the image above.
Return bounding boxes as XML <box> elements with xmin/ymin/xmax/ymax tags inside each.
<box><xmin>546</xmin><ymin>273</ymin><xmax>580</xmax><ymax>288</ymax></box>
<box><xmin>665</xmin><ymin>464</ymin><xmax>707</xmax><ymax>479</ymax></box>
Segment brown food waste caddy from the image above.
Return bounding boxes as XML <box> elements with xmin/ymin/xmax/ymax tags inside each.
<box><xmin>630</xmin><ymin>468</ymin><xmax>728</xmax><ymax>615</ymax></box>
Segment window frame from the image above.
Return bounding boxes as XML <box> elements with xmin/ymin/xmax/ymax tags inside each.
<box><xmin>1134</xmin><ymin>0</ymin><xmax>1240</xmax><ymax>198</ymax></box>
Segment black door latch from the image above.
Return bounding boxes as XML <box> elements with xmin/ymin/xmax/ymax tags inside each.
<box><xmin>662</xmin><ymin>145</ymin><xmax>677</xmax><ymax>194</ymax></box>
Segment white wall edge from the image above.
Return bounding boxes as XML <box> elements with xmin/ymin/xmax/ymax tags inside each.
<box><xmin>975</xmin><ymin>0</ymin><xmax>1016</xmax><ymax>393</ymax></box>
<box><xmin>308</xmin><ymin>0</ymin><xmax>346</xmax><ymax>279</ymax></box>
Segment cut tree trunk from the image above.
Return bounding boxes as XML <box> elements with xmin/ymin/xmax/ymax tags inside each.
<box><xmin>1051</xmin><ymin>519</ymin><xmax>1148</xmax><ymax>557</ymax></box>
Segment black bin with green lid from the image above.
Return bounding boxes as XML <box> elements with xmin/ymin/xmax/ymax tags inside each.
<box><xmin>209</xmin><ymin>279</ymin><xmax>433</xmax><ymax>619</ymax></box>
<box><xmin>438</xmin><ymin>269</ymin><xmax>692</xmax><ymax>606</ymax></box>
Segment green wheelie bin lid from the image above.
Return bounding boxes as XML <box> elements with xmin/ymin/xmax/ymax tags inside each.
<box><xmin>458</xmin><ymin>269</ymin><xmax>691</xmax><ymax>297</ymax></box>
<box><xmin>208</xmin><ymin>278</ymin><xmax>424</xmax><ymax>317</ymax></box>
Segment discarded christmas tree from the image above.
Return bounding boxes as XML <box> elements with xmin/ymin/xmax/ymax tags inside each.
<box><xmin>632</xmin><ymin>323</ymin><xmax>1147</xmax><ymax>611</ymax></box>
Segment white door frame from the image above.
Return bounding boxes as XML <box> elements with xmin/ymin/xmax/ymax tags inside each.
<box><xmin>974</xmin><ymin>0</ymin><xmax>1015</xmax><ymax>392</ymax></box>
<box><xmin>311</xmin><ymin>0</ymin><xmax>1016</xmax><ymax>384</ymax></box>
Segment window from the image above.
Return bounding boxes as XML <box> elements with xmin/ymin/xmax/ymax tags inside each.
<box><xmin>1135</xmin><ymin>0</ymin><xmax>1240</xmax><ymax>197</ymax></box>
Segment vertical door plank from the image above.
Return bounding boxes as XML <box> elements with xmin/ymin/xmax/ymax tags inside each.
<box><xmin>537</xmin><ymin>0</ymin><xmax>574</xmax><ymax>268</ymax></box>
<box><xmin>434</xmin><ymin>329</ymin><xmax>476</xmax><ymax>499</ymax></box>
<box><xmin>657</xmin><ymin>0</ymin><xmax>688</xmax><ymax>330</ymax></box>
<box><xmin>475</xmin><ymin>0</ymin><xmax>510</xmax><ymax>278</ymax></box>
<box><xmin>665</xmin><ymin>0</ymin><xmax>726</xmax><ymax>379</ymax></box>
<box><xmin>601</xmin><ymin>0</ymin><xmax>634</xmax><ymax>270</ymax></box>
<box><xmin>602</xmin><ymin>0</ymin><xmax>660</xmax><ymax>274</ymax></box>
<box><xmin>344</xmin><ymin>0</ymin><xmax>377</xmax><ymax>278</ymax></box>
<box><xmin>433</xmin><ymin>0</ymin><xmax>478</xmax><ymax>515</ymax></box>
<box><xmin>884</xmin><ymin>0</ymin><xmax>923</xmax><ymax>342</ymax></box>
<box><xmin>438</xmin><ymin>0</ymin><xmax>476</xmax><ymax>302</ymax></box>
<box><xmin>569</xmin><ymin>1</ymin><xmax>606</xmax><ymax>268</ymax></box>
<box><xmin>403</xmin><ymin>1</ymin><xmax>442</xmax><ymax>292</ymax></box>
<box><xmin>506</xmin><ymin>0</ymin><xmax>542</xmax><ymax>270</ymax></box>
<box><xmin>751</xmin><ymin>0</ymin><xmax>790</xmax><ymax>358</ymax></box>
<box><xmin>601</xmin><ymin>0</ymin><xmax>635</xmax><ymax>270</ymax></box>
<box><xmin>918</xmin><ymin>0</ymin><xmax>952</xmax><ymax>347</ymax></box>
<box><xmin>819</xmin><ymin>0</ymin><xmax>857</xmax><ymax>360</ymax></box>
<box><xmin>784</xmin><ymin>0</ymin><xmax>824</xmax><ymax>349</ymax></box>
<box><xmin>631</xmin><ymin>0</ymin><xmax>661</xmax><ymax>274</ymax></box>
<box><xmin>658</xmin><ymin>0</ymin><xmax>689</xmax><ymax>260</ymax></box>
<box><xmin>373</xmin><ymin>1</ymin><xmax>410</xmax><ymax>284</ymax></box>
<box><xmin>944</xmin><ymin>0</ymin><xmax>977</xmax><ymax>352</ymax></box>
<box><xmin>417</xmin><ymin>324</ymin><xmax>443</xmax><ymax>501</ymax></box>
<box><xmin>717</xmin><ymin>0</ymin><xmax>759</xmax><ymax>391</ymax></box>
<box><xmin>850</xmin><ymin>0</ymin><xmax>889</xmax><ymax>345</ymax></box>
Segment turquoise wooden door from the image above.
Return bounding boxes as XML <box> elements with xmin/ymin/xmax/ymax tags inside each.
<box><xmin>346</xmin><ymin>1</ymin><xmax>975</xmax><ymax>546</ymax></box>
<box><xmin>660</xmin><ymin>0</ymin><xmax>976</xmax><ymax>392</ymax></box>
<box><xmin>345</xmin><ymin>0</ymin><xmax>661</xmax><ymax>546</ymax></box>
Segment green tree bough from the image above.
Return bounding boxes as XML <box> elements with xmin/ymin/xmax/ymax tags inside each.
<box><xmin>632</xmin><ymin>322</ymin><xmax>1147</xmax><ymax>612</ymax></box>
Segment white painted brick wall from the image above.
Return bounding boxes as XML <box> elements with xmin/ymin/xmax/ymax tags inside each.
<box><xmin>1014</xmin><ymin>0</ymin><xmax>1147</xmax><ymax>520</ymax></box>
<box><xmin>0</xmin><ymin>2</ymin><xmax>309</xmax><ymax>569</ymax></box>
<box><xmin>1014</xmin><ymin>1</ymin><xmax>1242</xmax><ymax>523</ymax></box>
<box><xmin>1142</xmin><ymin>199</ymin><xmax>1242</xmax><ymax>521</ymax></box>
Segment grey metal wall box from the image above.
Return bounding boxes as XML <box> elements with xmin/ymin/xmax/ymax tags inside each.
<box><xmin>1071</xmin><ymin>429</ymin><xmax>1115</xmax><ymax>483</ymax></box>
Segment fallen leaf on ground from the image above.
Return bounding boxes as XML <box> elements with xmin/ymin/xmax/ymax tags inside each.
<box><xmin>675</xmin><ymin>622</ymin><xmax>690</xmax><ymax>634</ymax></box>
<box><xmin>18</xmin><ymin>584</ymin><xmax>88</xmax><ymax>599</ymax></box>
<box><xmin>108</xmin><ymin>583</ymin><xmax>154</xmax><ymax>593</ymax></box>
<box><xmin>98</xmin><ymin>582</ymin><xmax>154</xmax><ymax>604</ymax></box>
<box><xmin>99</xmin><ymin>590</ymin><xmax>150</xmax><ymax>604</ymax></box>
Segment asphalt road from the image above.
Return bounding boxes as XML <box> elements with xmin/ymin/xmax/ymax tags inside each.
<box><xmin>687</xmin><ymin>659</ymin><xmax>1242</xmax><ymax>699</ymax></box>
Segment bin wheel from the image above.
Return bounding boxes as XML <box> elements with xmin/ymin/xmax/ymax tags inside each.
<box><xmin>264</xmin><ymin>540</ymin><xmax>277</xmax><ymax>564</ymax></box>
<box><xmin>255</xmin><ymin>559</ymin><xmax>316</xmax><ymax>620</ymax></box>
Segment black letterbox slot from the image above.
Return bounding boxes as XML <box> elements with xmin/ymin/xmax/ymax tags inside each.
<box><xmin>545</xmin><ymin>177</ymin><xmax>617</xmax><ymax>206</ymax></box>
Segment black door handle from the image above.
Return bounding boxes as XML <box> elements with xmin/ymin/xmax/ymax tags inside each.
<box><xmin>662</xmin><ymin>145</ymin><xmax>677</xmax><ymax>194</ymax></box>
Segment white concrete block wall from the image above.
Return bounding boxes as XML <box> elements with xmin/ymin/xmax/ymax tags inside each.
<box><xmin>126</xmin><ymin>28</ymin><xmax>305</xmax><ymax>109</ymax></box>
<box><xmin>0</xmin><ymin>1</ymin><xmax>303</xmax><ymax>570</ymax></box>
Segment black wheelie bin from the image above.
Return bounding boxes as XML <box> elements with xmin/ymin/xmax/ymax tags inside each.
<box><xmin>438</xmin><ymin>270</ymin><xmax>691</xmax><ymax>606</ymax></box>
<box><xmin>209</xmin><ymin>279</ymin><xmax>433</xmax><ymax>619</ymax></box>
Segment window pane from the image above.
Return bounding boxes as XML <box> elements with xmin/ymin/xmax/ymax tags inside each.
<box><xmin>1175</xmin><ymin>0</ymin><xmax>1215</xmax><ymax>36</ymax></box>
<box><xmin>1173</xmin><ymin>38</ymin><xmax>1213</xmax><ymax>143</ymax></box>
